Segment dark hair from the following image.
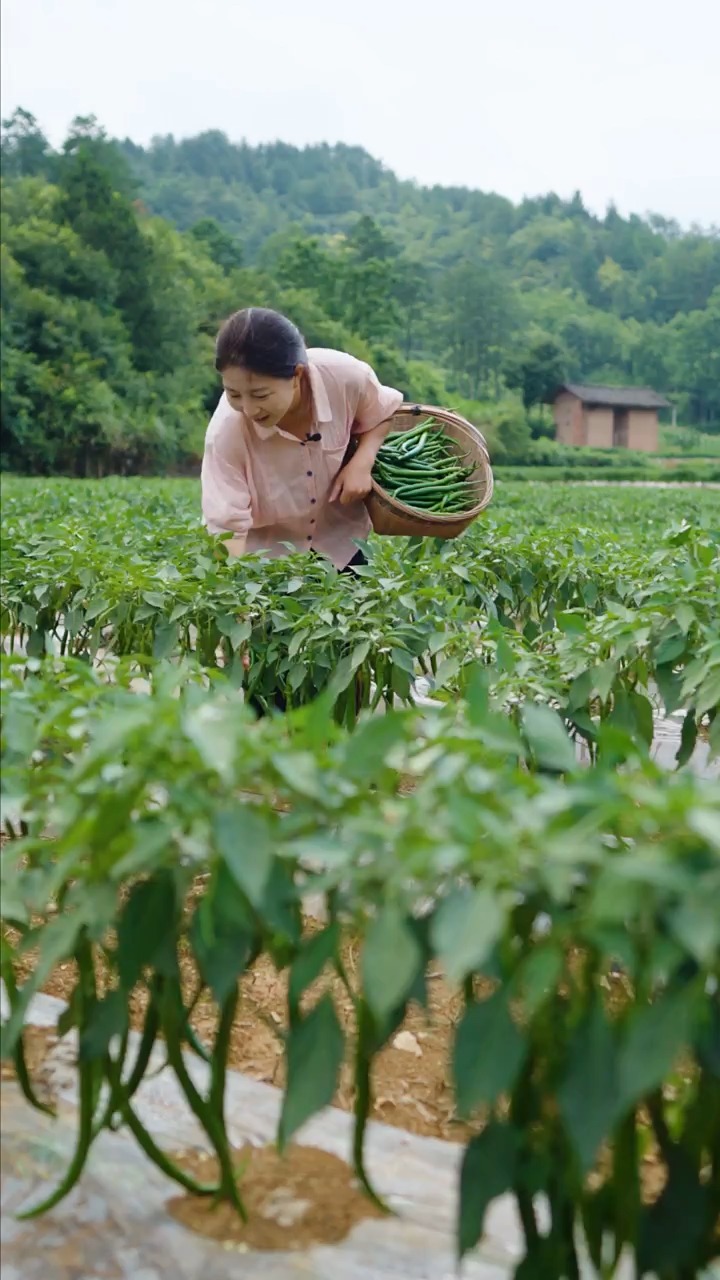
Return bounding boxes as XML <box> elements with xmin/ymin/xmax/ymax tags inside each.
<box><xmin>214</xmin><ymin>307</ymin><xmax>307</xmax><ymax>378</ymax></box>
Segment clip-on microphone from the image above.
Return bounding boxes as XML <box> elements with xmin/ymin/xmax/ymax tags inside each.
<box><xmin>305</xmin><ymin>432</ymin><xmax>322</xmax><ymax>443</ymax></box>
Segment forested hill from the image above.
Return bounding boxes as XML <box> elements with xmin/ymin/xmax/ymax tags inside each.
<box><xmin>120</xmin><ymin>130</ymin><xmax>718</xmax><ymax>319</ymax></box>
<box><xmin>2</xmin><ymin>110</ymin><xmax>719</xmax><ymax>477</ymax></box>
<box><xmin>120</xmin><ymin>133</ymin><xmax>720</xmax><ymax>433</ymax></box>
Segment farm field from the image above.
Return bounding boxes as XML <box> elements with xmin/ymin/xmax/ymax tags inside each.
<box><xmin>2</xmin><ymin>476</ymin><xmax>720</xmax><ymax>1276</ymax></box>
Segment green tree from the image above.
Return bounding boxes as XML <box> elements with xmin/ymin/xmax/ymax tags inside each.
<box><xmin>190</xmin><ymin>218</ymin><xmax>244</xmax><ymax>273</ymax></box>
<box><xmin>441</xmin><ymin>262</ymin><xmax>518</xmax><ymax>399</ymax></box>
<box><xmin>668</xmin><ymin>288</ymin><xmax>720</xmax><ymax>429</ymax></box>
<box><xmin>1</xmin><ymin>108</ymin><xmax>53</xmax><ymax>179</ymax></box>
<box><xmin>57</xmin><ymin>125</ymin><xmax>158</xmax><ymax>370</ymax></box>
<box><xmin>505</xmin><ymin>332</ymin><xmax>567</xmax><ymax>436</ymax></box>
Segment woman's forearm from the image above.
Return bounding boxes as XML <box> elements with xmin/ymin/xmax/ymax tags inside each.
<box><xmin>352</xmin><ymin>418</ymin><xmax>394</xmax><ymax>465</ymax></box>
<box><xmin>226</xmin><ymin>534</ymin><xmax>247</xmax><ymax>558</ymax></box>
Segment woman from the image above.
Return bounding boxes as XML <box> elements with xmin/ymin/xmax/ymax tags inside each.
<box><xmin>201</xmin><ymin>307</ymin><xmax>404</xmax><ymax>570</ymax></box>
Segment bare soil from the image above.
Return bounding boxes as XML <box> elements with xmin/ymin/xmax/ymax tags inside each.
<box><xmin>166</xmin><ymin>1144</ymin><xmax>383</xmax><ymax>1251</ymax></box>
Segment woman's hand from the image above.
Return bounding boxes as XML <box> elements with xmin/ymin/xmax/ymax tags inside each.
<box><xmin>329</xmin><ymin>456</ymin><xmax>374</xmax><ymax>505</ymax></box>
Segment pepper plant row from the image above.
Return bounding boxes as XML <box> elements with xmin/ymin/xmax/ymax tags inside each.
<box><xmin>2</xmin><ymin>479</ymin><xmax>719</xmax><ymax>748</ymax></box>
<box><xmin>1</xmin><ymin>655</ymin><xmax>719</xmax><ymax>1276</ymax></box>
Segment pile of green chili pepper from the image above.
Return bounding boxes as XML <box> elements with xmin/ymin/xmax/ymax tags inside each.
<box><xmin>372</xmin><ymin>418</ymin><xmax>476</xmax><ymax>514</ymax></box>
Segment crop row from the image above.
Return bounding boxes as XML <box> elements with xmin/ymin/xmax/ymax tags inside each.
<box><xmin>2</xmin><ymin>654</ymin><xmax>719</xmax><ymax>1273</ymax></box>
<box><xmin>3</xmin><ymin>480</ymin><xmax>719</xmax><ymax>748</ymax></box>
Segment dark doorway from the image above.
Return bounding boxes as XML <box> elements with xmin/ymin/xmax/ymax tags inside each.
<box><xmin>613</xmin><ymin>410</ymin><xmax>629</xmax><ymax>447</ymax></box>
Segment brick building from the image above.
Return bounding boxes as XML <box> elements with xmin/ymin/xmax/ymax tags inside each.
<box><xmin>552</xmin><ymin>384</ymin><xmax>670</xmax><ymax>452</ymax></box>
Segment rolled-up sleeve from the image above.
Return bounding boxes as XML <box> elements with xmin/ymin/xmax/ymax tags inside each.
<box><xmin>201</xmin><ymin>442</ymin><xmax>252</xmax><ymax>536</ymax></box>
<box><xmin>351</xmin><ymin>362</ymin><xmax>403</xmax><ymax>435</ymax></box>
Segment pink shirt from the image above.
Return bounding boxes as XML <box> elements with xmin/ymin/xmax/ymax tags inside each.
<box><xmin>201</xmin><ymin>349</ymin><xmax>403</xmax><ymax>569</ymax></box>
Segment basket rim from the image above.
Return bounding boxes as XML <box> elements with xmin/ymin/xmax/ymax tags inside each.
<box><xmin>371</xmin><ymin>403</ymin><xmax>494</xmax><ymax>523</ymax></box>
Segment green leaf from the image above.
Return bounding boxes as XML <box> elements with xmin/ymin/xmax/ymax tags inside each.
<box><xmin>278</xmin><ymin>994</ymin><xmax>344</xmax><ymax>1147</ymax></box>
<box><xmin>116</xmin><ymin>872</ymin><xmax>178</xmax><ymax>992</ymax></box>
<box><xmin>521</xmin><ymin>703</ymin><xmax>577</xmax><ymax>773</ymax></box>
<box><xmin>327</xmin><ymin>656</ymin><xmax>355</xmax><ymax>694</ymax></box>
<box><xmin>288</xmin><ymin>628</ymin><xmax>309</xmax><ymax>658</ymax></box>
<box><xmin>141</xmin><ymin>591</ymin><xmax>165</xmax><ymax>609</ymax></box>
<box><xmin>431</xmin><ymin>888</ymin><xmax>502</xmax><ymax>984</ymax></box>
<box><xmin>229</xmin><ymin>620</ymin><xmax>252</xmax><ymax>649</ymax></box>
<box><xmin>288</xmin><ymin>922</ymin><xmax>339</xmax><ymax>1015</ymax></box>
<box><xmin>213</xmin><ymin>807</ymin><xmax>272</xmax><ymax>909</ymax></box>
<box><xmin>593</xmin><ymin>661</ymin><xmax>616</xmax><ymax>704</ymax></box>
<box><xmin>518</xmin><ymin>944</ymin><xmax>564</xmax><ymax>1016</ymax></box>
<box><xmin>19</xmin><ymin>604</ymin><xmax>37</xmax><ymax>628</ymax></box>
<box><xmin>557</xmin><ymin>611</ymin><xmax>586</xmax><ymax>634</ymax></box>
<box><xmin>638</xmin><ymin>1149</ymin><xmax>710</xmax><ymax>1274</ymax></box>
<box><xmin>390</xmin><ymin>646</ymin><xmax>415</xmax><ymax>674</ymax></box>
<box><xmin>343</xmin><ymin>713</ymin><xmax>408</xmax><ymax>781</ymax></box>
<box><xmin>458</xmin><ymin>1122</ymin><xmax>518</xmax><ymax>1259</ymax></box>
<box><xmin>617</xmin><ymin>988</ymin><xmax>697</xmax><ymax>1109</ymax></box>
<box><xmin>183</xmin><ymin>704</ymin><xmax>237</xmax><ymax>781</ymax></box>
<box><xmin>464</xmin><ymin>665</ymin><xmax>490</xmax><ymax>724</ymax></box>
<box><xmin>190</xmin><ymin>886</ymin><xmax>252</xmax><ymax>1005</ymax></box>
<box><xmin>362</xmin><ymin>905</ymin><xmax>422</xmax><ymax>1020</ymax></box>
<box><xmin>153</xmin><ymin>621</ymin><xmax>178</xmax><ymax>659</ymax></box>
<box><xmin>434</xmin><ymin>655</ymin><xmax>461</xmax><ymax>686</ymax></box>
<box><xmin>260</xmin><ymin>859</ymin><xmax>301</xmax><ymax>943</ymax></box>
<box><xmin>494</xmin><ymin>635</ymin><xmax>516</xmax><ymax>673</ymax></box>
<box><xmin>567</xmin><ymin>668</ymin><xmax>594</xmax><ymax>712</ymax></box>
<box><xmin>688</xmin><ymin>806</ymin><xmax>720</xmax><ymax>850</ymax></box>
<box><xmin>695</xmin><ymin>666</ymin><xmax>720</xmax><ymax>717</ymax></box>
<box><xmin>64</xmin><ymin>608</ymin><xmax>83</xmax><ymax>635</ymax></box>
<box><xmin>287</xmin><ymin>662</ymin><xmax>306</xmax><ymax>692</ymax></box>
<box><xmin>85</xmin><ymin>597</ymin><xmax>110</xmax><ymax>621</ymax></box>
<box><xmin>350</xmin><ymin>639</ymin><xmax>371</xmax><ymax>669</ymax></box>
<box><xmin>216</xmin><ymin>613</ymin><xmax>237</xmax><ymax>637</ymax></box>
<box><xmin>271</xmin><ymin>750</ymin><xmax>322</xmax><ymax>798</ymax></box>
<box><xmin>79</xmin><ymin>990</ymin><xmax>128</xmax><ymax>1061</ymax></box>
<box><xmin>0</xmin><ymin>913</ymin><xmax>82</xmax><ymax>1056</ymax></box>
<box><xmin>654</xmin><ymin>631</ymin><xmax>686</xmax><ymax>665</ymax></box>
<box><xmin>558</xmin><ymin>998</ymin><xmax>620</xmax><ymax>1171</ymax></box>
<box><xmin>475</xmin><ymin>712</ymin><xmax>523</xmax><ymax>756</ymax></box>
<box><xmin>674</xmin><ymin>602</ymin><xmax>695</xmax><ymax>634</ymax></box>
<box><xmin>453</xmin><ymin>991</ymin><xmax>526</xmax><ymax>1116</ymax></box>
<box><xmin>655</xmin><ymin>662</ymin><xmax>684</xmax><ymax>717</ymax></box>
<box><xmin>2</xmin><ymin>700</ymin><xmax>37</xmax><ymax>756</ymax></box>
<box><xmin>672</xmin><ymin>880</ymin><xmax>720</xmax><ymax>963</ymax></box>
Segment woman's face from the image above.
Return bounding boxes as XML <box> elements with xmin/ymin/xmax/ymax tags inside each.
<box><xmin>222</xmin><ymin>365</ymin><xmax>301</xmax><ymax>431</ymax></box>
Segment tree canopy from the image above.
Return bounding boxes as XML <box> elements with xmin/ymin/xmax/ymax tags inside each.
<box><xmin>2</xmin><ymin>108</ymin><xmax>717</xmax><ymax>476</ymax></box>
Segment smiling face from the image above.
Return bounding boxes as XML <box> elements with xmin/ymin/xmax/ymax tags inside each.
<box><xmin>222</xmin><ymin>365</ymin><xmax>302</xmax><ymax>430</ymax></box>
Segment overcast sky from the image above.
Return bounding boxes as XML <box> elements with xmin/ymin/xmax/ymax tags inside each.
<box><xmin>2</xmin><ymin>0</ymin><xmax>718</xmax><ymax>227</ymax></box>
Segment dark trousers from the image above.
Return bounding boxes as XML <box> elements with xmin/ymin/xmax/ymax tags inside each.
<box><xmin>248</xmin><ymin>549</ymin><xmax>366</xmax><ymax>716</ymax></box>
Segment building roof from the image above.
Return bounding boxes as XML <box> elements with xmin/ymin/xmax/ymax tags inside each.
<box><xmin>558</xmin><ymin>383</ymin><xmax>670</xmax><ymax>409</ymax></box>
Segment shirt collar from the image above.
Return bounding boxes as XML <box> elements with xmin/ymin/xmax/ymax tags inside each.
<box><xmin>247</xmin><ymin>356</ymin><xmax>332</xmax><ymax>441</ymax></box>
<box><xmin>252</xmin><ymin>421</ymin><xmax>278</xmax><ymax>440</ymax></box>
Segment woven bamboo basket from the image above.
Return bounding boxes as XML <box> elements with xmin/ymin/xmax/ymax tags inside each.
<box><xmin>365</xmin><ymin>404</ymin><xmax>494</xmax><ymax>539</ymax></box>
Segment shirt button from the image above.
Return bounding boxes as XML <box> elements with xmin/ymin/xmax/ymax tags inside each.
<box><xmin>311</xmin><ymin>498</ymin><xmax>317</xmax><ymax>505</ymax></box>
<box><xmin>306</xmin><ymin>535</ymin><xmax>313</xmax><ymax>542</ymax></box>
<box><xmin>310</xmin><ymin>518</ymin><xmax>315</xmax><ymax>524</ymax></box>
<box><xmin>307</xmin><ymin>471</ymin><xmax>313</xmax><ymax>477</ymax></box>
